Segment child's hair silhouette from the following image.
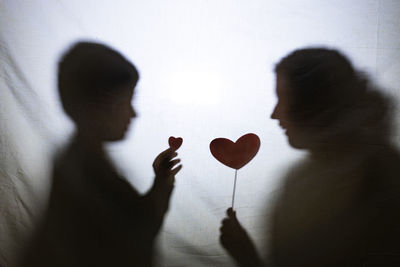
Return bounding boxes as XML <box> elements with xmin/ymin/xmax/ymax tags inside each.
<box><xmin>58</xmin><ymin>41</ymin><xmax>138</xmax><ymax>117</ymax></box>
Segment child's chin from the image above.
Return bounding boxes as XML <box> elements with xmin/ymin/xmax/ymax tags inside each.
<box><xmin>288</xmin><ymin>137</ymin><xmax>310</xmax><ymax>149</ymax></box>
<box><xmin>104</xmin><ymin>131</ymin><xmax>127</xmax><ymax>142</ymax></box>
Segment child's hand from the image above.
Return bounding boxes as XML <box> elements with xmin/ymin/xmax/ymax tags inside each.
<box><xmin>220</xmin><ymin>208</ymin><xmax>262</xmax><ymax>267</ymax></box>
<box><xmin>153</xmin><ymin>148</ymin><xmax>182</xmax><ymax>186</ymax></box>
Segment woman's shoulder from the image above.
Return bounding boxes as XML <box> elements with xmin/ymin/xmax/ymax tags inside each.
<box><xmin>362</xmin><ymin>145</ymin><xmax>400</xmax><ymax>214</ymax></box>
<box><xmin>366</xmin><ymin>145</ymin><xmax>400</xmax><ymax>182</ymax></box>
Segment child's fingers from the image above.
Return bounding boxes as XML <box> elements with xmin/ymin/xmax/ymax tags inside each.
<box><xmin>168</xmin><ymin>159</ymin><xmax>181</xmax><ymax>169</ymax></box>
<box><xmin>153</xmin><ymin>148</ymin><xmax>170</xmax><ymax>166</ymax></box>
<box><xmin>159</xmin><ymin>147</ymin><xmax>172</xmax><ymax>157</ymax></box>
<box><xmin>170</xmin><ymin>158</ymin><xmax>181</xmax><ymax>165</ymax></box>
<box><xmin>154</xmin><ymin>149</ymin><xmax>177</xmax><ymax>168</ymax></box>
<box><xmin>169</xmin><ymin>151</ymin><xmax>178</xmax><ymax>159</ymax></box>
<box><xmin>162</xmin><ymin>150</ymin><xmax>177</xmax><ymax>162</ymax></box>
<box><xmin>164</xmin><ymin>152</ymin><xmax>178</xmax><ymax>166</ymax></box>
<box><xmin>156</xmin><ymin>148</ymin><xmax>176</xmax><ymax>161</ymax></box>
<box><xmin>170</xmin><ymin>164</ymin><xmax>182</xmax><ymax>176</ymax></box>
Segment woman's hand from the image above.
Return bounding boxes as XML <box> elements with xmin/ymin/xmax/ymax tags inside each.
<box><xmin>220</xmin><ymin>208</ymin><xmax>262</xmax><ymax>267</ymax></box>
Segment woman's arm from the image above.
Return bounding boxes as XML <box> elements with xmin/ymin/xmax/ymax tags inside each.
<box><xmin>220</xmin><ymin>208</ymin><xmax>264</xmax><ymax>267</ymax></box>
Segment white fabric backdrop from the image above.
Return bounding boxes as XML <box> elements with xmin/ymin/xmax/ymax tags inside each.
<box><xmin>1</xmin><ymin>0</ymin><xmax>399</xmax><ymax>266</ymax></box>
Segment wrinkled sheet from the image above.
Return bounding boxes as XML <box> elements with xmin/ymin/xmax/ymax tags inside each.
<box><xmin>1</xmin><ymin>0</ymin><xmax>399</xmax><ymax>266</ymax></box>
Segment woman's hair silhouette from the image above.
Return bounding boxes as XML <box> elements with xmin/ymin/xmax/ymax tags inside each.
<box><xmin>271</xmin><ymin>48</ymin><xmax>391</xmax><ymax>149</ymax></box>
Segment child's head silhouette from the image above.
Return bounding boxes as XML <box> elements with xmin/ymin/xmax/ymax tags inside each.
<box><xmin>58</xmin><ymin>41</ymin><xmax>139</xmax><ymax>141</ymax></box>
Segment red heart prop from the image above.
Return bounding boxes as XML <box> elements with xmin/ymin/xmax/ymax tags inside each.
<box><xmin>210</xmin><ymin>133</ymin><xmax>260</xmax><ymax>170</ymax></box>
<box><xmin>169</xmin><ymin>136</ymin><xmax>183</xmax><ymax>150</ymax></box>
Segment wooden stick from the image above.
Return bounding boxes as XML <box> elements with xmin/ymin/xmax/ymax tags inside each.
<box><xmin>231</xmin><ymin>169</ymin><xmax>238</xmax><ymax>209</ymax></box>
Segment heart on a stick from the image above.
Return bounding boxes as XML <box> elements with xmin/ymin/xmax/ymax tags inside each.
<box><xmin>210</xmin><ymin>133</ymin><xmax>260</xmax><ymax>170</ymax></box>
<box><xmin>169</xmin><ymin>136</ymin><xmax>183</xmax><ymax>150</ymax></box>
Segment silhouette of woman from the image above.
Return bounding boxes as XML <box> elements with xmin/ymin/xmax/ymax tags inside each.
<box><xmin>21</xmin><ymin>42</ymin><xmax>182</xmax><ymax>267</ymax></box>
<box><xmin>220</xmin><ymin>48</ymin><xmax>400</xmax><ymax>267</ymax></box>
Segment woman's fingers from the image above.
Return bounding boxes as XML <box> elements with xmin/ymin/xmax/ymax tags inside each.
<box><xmin>220</xmin><ymin>210</ymin><xmax>241</xmax><ymax>236</ymax></box>
<box><xmin>220</xmin><ymin>217</ymin><xmax>236</xmax><ymax>233</ymax></box>
<box><xmin>226</xmin><ymin>208</ymin><xmax>238</xmax><ymax>223</ymax></box>
<box><xmin>227</xmin><ymin>208</ymin><xmax>235</xmax><ymax>217</ymax></box>
<box><xmin>222</xmin><ymin>218</ymin><xmax>230</xmax><ymax>226</ymax></box>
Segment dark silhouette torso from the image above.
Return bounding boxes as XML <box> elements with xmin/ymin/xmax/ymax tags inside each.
<box><xmin>23</xmin><ymin>138</ymin><xmax>160</xmax><ymax>267</ymax></box>
<box><xmin>269</xmin><ymin>146</ymin><xmax>400</xmax><ymax>266</ymax></box>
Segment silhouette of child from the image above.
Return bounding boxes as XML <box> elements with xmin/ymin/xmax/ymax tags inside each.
<box><xmin>220</xmin><ymin>48</ymin><xmax>400</xmax><ymax>267</ymax></box>
<box><xmin>21</xmin><ymin>42</ymin><xmax>182</xmax><ymax>267</ymax></box>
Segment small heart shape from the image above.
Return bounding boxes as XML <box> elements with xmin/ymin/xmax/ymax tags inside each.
<box><xmin>169</xmin><ymin>136</ymin><xmax>183</xmax><ymax>150</ymax></box>
<box><xmin>210</xmin><ymin>133</ymin><xmax>260</xmax><ymax>170</ymax></box>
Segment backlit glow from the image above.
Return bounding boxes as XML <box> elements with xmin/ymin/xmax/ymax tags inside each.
<box><xmin>167</xmin><ymin>68</ymin><xmax>223</xmax><ymax>105</ymax></box>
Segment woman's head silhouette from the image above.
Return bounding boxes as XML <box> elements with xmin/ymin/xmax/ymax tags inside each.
<box><xmin>271</xmin><ymin>48</ymin><xmax>391</xmax><ymax>150</ymax></box>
